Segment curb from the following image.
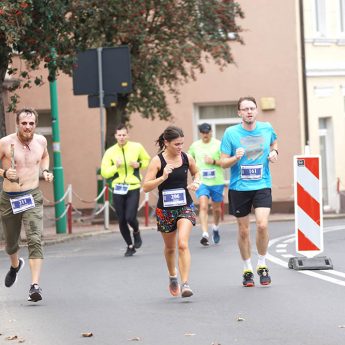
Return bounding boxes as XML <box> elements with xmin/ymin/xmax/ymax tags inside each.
<box><xmin>1</xmin><ymin>213</ymin><xmax>344</xmax><ymax>252</ymax></box>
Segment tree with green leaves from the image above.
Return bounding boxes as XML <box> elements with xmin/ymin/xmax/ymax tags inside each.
<box><xmin>0</xmin><ymin>0</ymin><xmax>75</xmax><ymax>137</ymax></box>
<box><xmin>1</xmin><ymin>0</ymin><xmax>244</xmax><ymax>147</ymax></box>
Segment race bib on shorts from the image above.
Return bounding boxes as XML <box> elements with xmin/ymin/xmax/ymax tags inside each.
<box><xmin>240</xmin><ymin>164</ymin><xmax>263</xmax><ymax>180</ymax></box>
<box><xmin>202</xmin><ymin>169</ymin><xmax>216</xmax><ymax>179</ymax></box>
<box><xmin>10</xmin><ymin>194</ymin><xmax>35</xmax><ymax>214</ymax></box>
<box><xmin>113</xmin><ymin>184</ymin><xmax>129</xmax><ymax>195</ymax></box>
<box><xmin>162</xmin><ymin>188</ymin><xmax>187</xmax><ymax>207</ymax></box>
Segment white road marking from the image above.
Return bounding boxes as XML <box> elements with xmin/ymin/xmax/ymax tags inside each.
<box><xmin>268</xmin><ymin>225</ymin><xmax>345</xmax><ymax>287</ymax></box>
<box><xmin>276</xmin><ymin>244</ymin><xmax>288</xmax><ymax>248</ymax></box>
<box><xmin>281</xmin><ymin>254</ymin><xmax>294</xmax><ymax>258</ymax></box>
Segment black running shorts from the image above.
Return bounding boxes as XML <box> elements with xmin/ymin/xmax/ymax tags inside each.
<box><xmin>228</xmin><ymin>188</ymin><xmax>272</xmax><ymax>218</ymax></box>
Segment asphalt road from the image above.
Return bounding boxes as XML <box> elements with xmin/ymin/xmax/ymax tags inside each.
<box><xmin>1</xmin><ymin>218</ymin><xmax>345</xmax><ymax>345</ymax></box>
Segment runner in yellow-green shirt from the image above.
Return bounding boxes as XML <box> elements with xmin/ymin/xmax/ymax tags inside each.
<box><xmin>188</xmin><ymin>123</ymin><xmax>225</xmax><ymax>246</ymax></box>
<box><xmin>101</xmin><ymin>124</ymin><xmax>150</xmax><ymax>256</ymax></box>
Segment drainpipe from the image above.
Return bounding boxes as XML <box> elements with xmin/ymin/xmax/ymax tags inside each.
<box><xmin>299</xmin><ymin>0</ymin><xmax>310</xmax><ymax>150</ymax></box>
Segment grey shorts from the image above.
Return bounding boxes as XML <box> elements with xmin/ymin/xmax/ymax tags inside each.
<box><xmin>0</xmin><ymin>188</ymin><xmax>43</xmax><ymax>259</ymax></box>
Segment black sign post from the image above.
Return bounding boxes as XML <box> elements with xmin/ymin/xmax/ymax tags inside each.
<box><xmin>72</xmin><ymin>46</ymin><xmax>132</xmax><ymax>156</ymax></box>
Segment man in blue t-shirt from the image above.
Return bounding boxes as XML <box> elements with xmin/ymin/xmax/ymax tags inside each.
<box><xmin>220</xmin><ymin>96</ymin><xmax>278</xmax><ymax>287</ymax></box>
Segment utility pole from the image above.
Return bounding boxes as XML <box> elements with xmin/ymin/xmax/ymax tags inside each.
<box><xmin>49</xmin><ymin>48</ymin><xmax>66</xmax><ymax>233</ymax></box>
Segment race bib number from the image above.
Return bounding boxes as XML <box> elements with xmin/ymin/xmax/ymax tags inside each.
<box><xmin>113</xmin><ymin>184</ymin><xmax>129</xmax><ymax>195</ymax></box>
<box><xmin>10</xmin><ymin>194</ymin><xmax>35</xmax><ymax>214</ymax></box>
<box><xmin>202</xmin><ymin>169</ymin><xmax>216</xmax><ymax>179</ymax></box>
<box><xmin>240</xmin><ymin>164</ymin><xmax>263</xmax><ymax>180</ymax></box>
<box><xmin>162</xmin><ymin>188</ymin><xmax>187</xmax><ymax>207</ymax></box>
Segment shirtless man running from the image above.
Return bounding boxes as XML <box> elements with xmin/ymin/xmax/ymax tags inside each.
<box><xmin>0</xmin><ymin>108</ymin><xmax>54</xmax><ymax>302</ymax></box>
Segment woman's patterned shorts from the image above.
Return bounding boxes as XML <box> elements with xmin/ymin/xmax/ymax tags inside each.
<box><xmin>155</xmin><ymin>205</ymin><xmax>196</xmax><ymax>233</ymax></box>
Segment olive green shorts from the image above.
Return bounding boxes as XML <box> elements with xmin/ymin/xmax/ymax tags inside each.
<box><xmin>0</xmin><ymin>188</ymin><xmax>43</xmax><ymax>259</ymax></box>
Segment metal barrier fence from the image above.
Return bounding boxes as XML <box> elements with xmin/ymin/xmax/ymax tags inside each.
<box><xmin>43</xmin><ymin>185</ymin><xmax>152</xmax><ymax>234</ymax></box>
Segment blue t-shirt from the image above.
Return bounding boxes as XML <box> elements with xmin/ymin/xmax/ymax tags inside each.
<box><xmin>220</xmin><ymin>121</ymin><xmax>277</xmax><ymax>191</ymax></box>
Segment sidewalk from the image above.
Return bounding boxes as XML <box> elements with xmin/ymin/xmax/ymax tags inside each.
<box><xmin>1</xmin><ymin>212</ymin><xmax>344</xmax><ymax>252</ymax></box>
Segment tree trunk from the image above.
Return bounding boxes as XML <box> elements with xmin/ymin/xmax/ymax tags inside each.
<box><xmin>0</xmin><ymin>40</ymin><xmax>10</xmax><ymax>240</ymax></box>
<box><xmin>105</xmin><ymin>94</ymin><xmax>129</xmax><ymax>149</ymax></box>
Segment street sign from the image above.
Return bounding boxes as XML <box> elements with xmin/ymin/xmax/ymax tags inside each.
<box><xmin>294</xmin><ymin>155</ymin><xmax>323</xmax><ymax>258</ymax></box>
<box><xmin>88</xmin><ymin>94</ymin><xmax>118</xmax><ymax>108</ymax></box>
<box><xmin>72</xmin><ymin>46</ymin><xmax>132</xmax><ymax>96</ymax></box>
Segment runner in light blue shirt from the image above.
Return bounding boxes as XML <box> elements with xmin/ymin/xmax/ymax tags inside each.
<box><xmin>220</xmin><ymin>96</ymin><xmax>278</xmax><ymax>288</ymax></box>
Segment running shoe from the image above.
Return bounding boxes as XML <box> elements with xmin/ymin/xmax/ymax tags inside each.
<box><xmin>200</xmin><ymin>236</ymin><xmax>209</xmax><ymax>246</ymax></box>
<box><xmin>169</xmin><ymin>276</ymin><xmax>180</xmax><ymax>297</ymax></box>
<box><xmin>28</xmin><ymin>284</ymin><xmax>42</xmax><ymax>302</ymax></box>
<box><xmin>212</xmin><ymin>229</ymin><xmax>220</xmax><ymax>244</ymax></box>
<box><xmin>181</xmin><ymin>282</ymin><xmax>193</xmax><ymax>298</ymax></box>
<box><xmin>124</xmin><ymin>246</ymin><xmax>136</xmax><ymax>257</ymax></box>
<box><xmin>257</xmin><ymin>266</ymin><xmax>271</xmax><ymax>286</ymax></box>
<box><xmin>5</xmin><ymin>258</ymin><xmax>25</xmax><ymax>288</ymax></box>
<box><xmin>242</xmin><ymin>270</ymin><xmax>255</xmax><ymax>287</ymax></box>
<box><xmin>133</xmin><ymin>231</ymin><xmax>142</xmax><ymax>249</ymax></box>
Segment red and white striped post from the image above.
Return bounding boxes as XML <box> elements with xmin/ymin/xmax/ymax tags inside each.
<box><xmin>294</xmin><ymin>155</ymin><xmax>323</xmax><ymax>258</ymax></box>
<box><xmin>144</xmin><ymin>192</ymin><xmax>149</xmax><ymax>226</ymax></box>
<box><xmin>104</xmin><ymin>185</ymin><xmax>109</xmax><ymax>230</ymax></box>
<box><xmin>67</xmin><ymin>184</ymin><xmax>73</xmax><ymax>234</ymax></box>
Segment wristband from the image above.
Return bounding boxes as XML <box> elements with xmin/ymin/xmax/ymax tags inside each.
<box><xmin>3</xmin><ymin>169</ymin><xmax>7</xmax><ymax>179</ymax></box>
<box><xmin>213</xmin><ymin>159</ymin><xmax>216</xmax><ymax>165</ymax></box>
<box><xmin>42</xmin><ymin>169</ymin><xmax>50</xmax><ymax>174</ymax></box>
<box><xmin>272</xmin><ymin>149</ymin><xmax>278</xmax><ymax>155</ymax></box>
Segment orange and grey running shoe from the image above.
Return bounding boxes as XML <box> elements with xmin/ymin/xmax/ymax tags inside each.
<box><xmin>242</xmin><ymin>270</ymin><xmax>255</xmax><ymax>287</ymax></box>
<box><xmin>169</xmin><ymin>276</ymin><xmax>180</xmax><ymax>297</ymax></box>
<box><xmin>257</xmin><ymin>266</ymin><xmax>271</xmax><ymax>286</ymax></box>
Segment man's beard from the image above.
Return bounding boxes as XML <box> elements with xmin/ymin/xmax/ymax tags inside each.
<box><xmin>18</xmin><ymin>131</ymin><xmax>34</xmax><ymax>143</ymax></box>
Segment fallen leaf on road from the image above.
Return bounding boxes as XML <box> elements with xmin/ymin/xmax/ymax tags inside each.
<box><xmin>6</xmin><ymin>335</ymin><xmax>18</xmax><ymax>340</ymax></box>
<box><xmin>128</xmin><ymin>337</ymin><xmax>141</xmax><ymax>341</ymax></box>
<box><xmin>81</xmin><ymin>332</ymin><xmax>93</xmax><ymax>337</ymax></box>
<box><xmin>184</xmin><ymin>333</ymin><xmax>196</xmax><ymax>336</ymax></box>
<box><xmin>237</xmin><ymin>316</ymin><xmax>245</xmax><ymax>321</ymax></box>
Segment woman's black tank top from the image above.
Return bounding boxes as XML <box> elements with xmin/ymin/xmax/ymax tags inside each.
<box><xmin>156</xmin><ymin>152</ymin><xmax>193</xmax><ymax>209</ymax></box>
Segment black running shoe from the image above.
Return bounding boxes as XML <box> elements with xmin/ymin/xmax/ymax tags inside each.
<box><xmin>200</xmin><ymin>236</ymin><xmax>209</xmax><ymax>246</ymax></box>
<box><xmin>212</xmin><ymin>229</ymin><xmax>220</xmax><ymax>244</ymax></box>
<box><xmin>28</xmin><ymin>284</ymin><xmax>42</xmax><ymax>302</ymax></box>
<box><xmin>133</xmin><ymin>231</ymin><xmax>142</xmax><ymax>249</ymax></box>
<box><xmin>5</xmin><ymin>258</ymin><xmax>25</xmax><ymax>288</ymax></box>
<box><xmin>257</xmin><ymin>266</ymin><xmax>271</xmax><ymax>286</ymax></box>
<box><xmin>124</xmin><ymin>246</ymin><xmax>136</xmax><ymax>257</ymax></box>
<box><xmin>242</xmin><ymin>270</ymin><xmax>255</xmax><ymax>287</ymax></box>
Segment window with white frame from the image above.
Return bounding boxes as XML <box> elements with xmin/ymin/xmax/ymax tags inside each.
<box><xmin>340</xmin><ymin>0</ymin><xmax>345</xmax><ymax>34</ymax></box>
<box><xmin>314</xmin><ymin>0</ymin><xmax>327</xmax><ymax>37</ymax></box>
<box><xmin>35</xmin><ymin>109</ymin><xmax>53</xmax><ymax>170</ymax></box>
<box><xmin>195</xmin><ymin>103</ymin><xmax>241</xmax><ymax>182</ymax></box>
<box><xmin>197</xmin><ymin>103</ymin><xmax>240</xmax><ymax>140</ymax></box>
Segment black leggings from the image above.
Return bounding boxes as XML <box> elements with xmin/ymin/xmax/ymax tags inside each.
<box><xmin>113</xmin><ymin>189</ymin><xmax>140</xmax><ymax>246</ymax></box>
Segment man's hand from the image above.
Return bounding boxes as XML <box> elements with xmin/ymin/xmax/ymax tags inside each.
<box><xmin>235</xmin><ymin>147</ymin><xmax>245</xmax><ymax>161</ymax></box>
<box><xmin>268</xmin><ymin>150</ymin><xmax>278</xmax><ymax>163</ymax></box>
<box><xmin>43</xmin><ymin>170</ymin><xmax>54</xmax><ymax>183</ymax></box>
<box><xmin>4</xmin><ymin>168</ymin><xmax>19</xmax><ymax>183</ymax></box>
<box><xmin>129</xmin><ymin>161</ymin><xmax>140</xmax><ymax>169</ymax></box>
<box><xmin>204</xmin><ymin>155</ymin><xmax>213</xmax><ymax>164</ymax></box>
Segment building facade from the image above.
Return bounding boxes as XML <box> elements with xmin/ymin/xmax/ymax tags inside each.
<box><xmin>303</xmin><ymin>0</ymin><xmax>345</xmax><ymax>212</ymax></box>
<box><xmin>3</xmin><ymin>0</ymin><xmax>306</xmax><ymax>213</ymax></box>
